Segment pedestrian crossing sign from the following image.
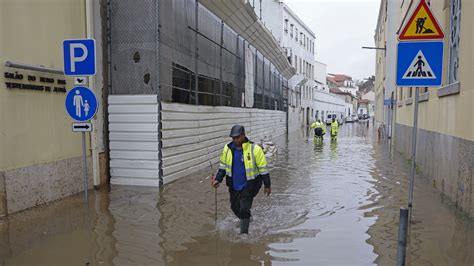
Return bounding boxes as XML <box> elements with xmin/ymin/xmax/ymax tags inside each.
<box><xmin>396</xmin><ymin>41</ymin><xmax>443</xmax><ymax>86</ymax></box>
<box><xmin>399</xmin><ymin>0</ymin><xmax>444</xmax><ymax>40</ymax></box>
<box><xmin>402</xmin><ymin>50</ymin><xmax>436</xmax><ymax>79</ymax></box>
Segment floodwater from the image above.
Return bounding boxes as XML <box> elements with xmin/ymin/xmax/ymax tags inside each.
<box><xmin>1</xmin><ymin>122</ymin><xmax>473</xmax><ymax>265</ymax></box>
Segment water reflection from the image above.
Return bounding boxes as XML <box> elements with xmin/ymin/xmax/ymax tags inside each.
<box><xmin>0</xmin><ymin>122</ymin><xmax>473</xmax><ymax>265</ymax></box>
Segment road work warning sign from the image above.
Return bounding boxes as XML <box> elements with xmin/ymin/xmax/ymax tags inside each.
<box><xmin>399</xmin><ymin>0</ymin><xmax>444</xmax><ymax>40</ymax></box>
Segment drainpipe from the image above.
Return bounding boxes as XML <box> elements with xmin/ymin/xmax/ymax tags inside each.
<box><xmin>85</xmin><ymin>0</ymin><xmax>101</xmax><ymax>188</ymax></box>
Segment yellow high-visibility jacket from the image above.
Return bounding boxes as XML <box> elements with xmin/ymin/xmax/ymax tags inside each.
<box><xmin>215</xmin><ymin>139</ymin><xmax>271</xmax><ymax>190</ymax></box>
<box><xmin>310</xmin><ymin>121</ymin><xmax>326</xmax><ymax>134</ymax></box>
<box><xmin>331</xmin><ymin>120</ymin><xmax>339</xmax><ymax>136</ymax></box>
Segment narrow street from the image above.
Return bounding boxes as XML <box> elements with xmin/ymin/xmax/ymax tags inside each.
<box><xmin>1</xmin><ymin>122</ymin><xmax>473</xmax><ymax>265</ymax></box>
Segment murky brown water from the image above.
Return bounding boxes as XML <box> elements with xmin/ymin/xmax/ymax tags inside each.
<box><xmin>1</xmin><ymin>122</ymin><xmax>473</xmax><ymax>265</ymax></box>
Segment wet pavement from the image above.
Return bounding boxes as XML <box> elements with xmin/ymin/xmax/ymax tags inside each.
<box><xmin>1</xmin><ymin>122</ymin><xmax>473</xmax><ymax>265</ymax></box>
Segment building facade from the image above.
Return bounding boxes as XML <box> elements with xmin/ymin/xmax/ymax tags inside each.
<box><xmin>375</xmin><ymin>0</ymin><xmax>473</xmax><ymax>218</ymax></box>
<box><xmin>0</xmin><ymin>0</ymin><xmax>108</xmax><ymax>216</ymax></box>
<box><xmin>257</xmin><ymin>1</ymin><xmax>317</xmax><ymax>127</ymax></box>
<box><xmin>1</xmin><ymin>0</ymin><xmax>296</xmax><ymax>215</ymax></box>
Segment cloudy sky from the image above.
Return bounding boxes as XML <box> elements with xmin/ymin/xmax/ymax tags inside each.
<box><xmin>285</xmin><ymin>0</ymin><xmax>381</xmax><ymax>80</ymax></box>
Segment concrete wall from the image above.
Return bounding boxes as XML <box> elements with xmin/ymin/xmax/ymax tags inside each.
<box><xmin>161</xmin><ymin>102</ymin><xmax>286</xmax><ymax>184</ymax></box>
<box><xmin>0</xmin><ymin>0</ymin><xmax>101</xmax><ymax>214</ymax></box>
<box><xmin>0</xmin><ymin>0</ymin><xmax>87</xmax><ymax>171</ymax></box>
<box><xmin>395</xmin><ymin>124</ymin><xmax>473</xmax><ymax>218</ymax></box>
<box><xmin>2</xmin><ymin>158</ymin><xmax>93</xmax><ymax>214</ymax></box>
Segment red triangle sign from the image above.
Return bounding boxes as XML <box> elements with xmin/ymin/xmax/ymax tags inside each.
<box><xmin>399</xmin><ymin>0</ymin><xmax>444</xmax><ymax>40</ymax></box>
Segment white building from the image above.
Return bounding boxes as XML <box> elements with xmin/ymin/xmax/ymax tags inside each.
<box><xmin>257</xmin><ymin>1</ymin><xmax>317</xmax><ymax>127</ymax></box>
<box><xmin>313</xmin><ymin>62</ymin><xmax>352</xmax><ymax>122</ymax></box>
<box><xmin>359</xmin><ymin>91</ymin><xmax>375</xmax><ymax>117</ymax></box>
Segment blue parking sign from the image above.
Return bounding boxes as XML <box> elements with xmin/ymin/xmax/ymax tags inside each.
<box><xmin>65</xmin><ymin>86</ymin><xmax>98</xmax><ymax>122</ymax></box>
<box><xmin>396</xmin><ymin>41</ymin><xmax>443</xmax><ymax>87</ymax></box>
<box><xmin>63</xmin><ymin>39</ymin><xmax>96</xmax><ymax>76</ymax></box>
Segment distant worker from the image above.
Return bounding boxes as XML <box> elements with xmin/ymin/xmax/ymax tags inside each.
<box><xmin>330</xmin><ymin>118</ymin><xmax>339</xmax><ymax>141</ymax></box>
<box><xmin>212</xmin><ymin>125</ymin><xmax>271</xmax><ymax>234</ymax></box>
<box><xmin>310</xmin><ymin>119</ymin><xmax>326</xmax><ymax>141</ymax></box>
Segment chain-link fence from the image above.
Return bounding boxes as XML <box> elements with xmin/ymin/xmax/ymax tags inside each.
<box><xmin>109</xmin><ymin>0</ymin><xmax>287</xmax><ymax>111</ymax></box>
<box><xmin>109</xmin><ymin>0</ymin><xmax>158</xmax><ymax>95</ymax></box>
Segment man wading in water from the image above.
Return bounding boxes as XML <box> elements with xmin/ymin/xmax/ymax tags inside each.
<box><xmin>212</xmin><ymin>125</ymin><xmax>271</xmax><ymax>234</ymax></box>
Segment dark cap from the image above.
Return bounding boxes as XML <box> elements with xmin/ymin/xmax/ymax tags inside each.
<box><xmin>229</xmin><ymin>124</ymin><xmax>245</xmax><ymax>137</ymax></box>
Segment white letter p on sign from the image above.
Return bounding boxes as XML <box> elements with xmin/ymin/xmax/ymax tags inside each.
<box><xmin>70</xmin><ymin>43</ymin><xmax>88</xmax><ymax>73</ymax></box>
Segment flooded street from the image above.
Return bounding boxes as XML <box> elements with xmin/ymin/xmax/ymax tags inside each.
<box><xmin>1</xmin><ymin>122</ymin><xmax>473</xmax><ymax>265</ymax></box>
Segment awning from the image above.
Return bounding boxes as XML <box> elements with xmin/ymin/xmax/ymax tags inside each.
<box><xmin>198</xmin><ymin>0</ymin><xmax>296</xmax><ymax>80</ymax></box>
<box><xmin>288</xmin><ymin>74</ymin><xmax>307</xmax><ymax>88</ymax></box>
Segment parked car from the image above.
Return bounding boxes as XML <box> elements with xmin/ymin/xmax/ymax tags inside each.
<box><xmin>351</xmin><ymin>114</ymin><xmax>359</xmax><ymax>122</ymax></box>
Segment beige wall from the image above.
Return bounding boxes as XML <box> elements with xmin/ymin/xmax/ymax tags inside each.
<box><xmin>395</xmin><ymin>0</ymin><xmax>473</xmax><ymax>141</ymax></box>
<box><xmin>0</xmin><ymin>0</ymin><xmax>88</xmax><ymax>171</ymax></box>
<box><xmin>374</xmin><ymin>0</ymin><xmax>386</xmax><ymax>124</ymax></box>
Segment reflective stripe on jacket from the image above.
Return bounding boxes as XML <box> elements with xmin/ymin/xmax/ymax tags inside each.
<box><xmin>218</xmin><ymin>142</ymin><xmax>268</xmax><ymax>180</ymax></box>
<box><xmin>215</xmin><ymin>140</ymin><xmax>271</xmax><ymax>189</ymax></box>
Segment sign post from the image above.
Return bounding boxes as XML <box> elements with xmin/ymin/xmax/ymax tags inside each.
<box><xmin>63</xmin><ymin>39</ymin><xmax>97</xmax><ymax>204</ymax></box>
<box><xmin>395</xmin><ymin>1</ymin><xmax>444</xmax><ymax>264</ymax></box>
<box><xmin>65</xmin><ymin>86</ymin><xmax>98</xmax><ymax>204</ymax></box>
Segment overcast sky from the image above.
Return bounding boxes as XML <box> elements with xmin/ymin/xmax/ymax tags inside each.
<box><xmin>285</xmin><ymin>0</ymin><xmax>380</xmax><ymax>80</ymax></box>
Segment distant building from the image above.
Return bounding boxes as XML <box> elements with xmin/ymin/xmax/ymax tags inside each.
<box><xmin>259</xmin><ymin>1</ymin><xmax>317</xmax><ymax>126</ymax></box>
<box><xmin>330</xmin><ymin>88</ymin><xmax>356</xmax><ymax>116</ymax></box>
<box><xmin>358</xmin><ymin>91</ymin><xmax>375</xmax><ymax>117</ymax></box>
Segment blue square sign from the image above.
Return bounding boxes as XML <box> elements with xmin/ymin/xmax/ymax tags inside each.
<box><xmin>63</xmin><ymin>39</ymin><xmax>96</xmax><ymax>76</ymax></box>
<box><xmin>396</xmin><ymin>41</ymin><xmax>443</xmax><ymax>87</ymax></box>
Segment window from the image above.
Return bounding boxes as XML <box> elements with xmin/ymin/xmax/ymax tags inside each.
<box><xmin>295</xmin><ymin>55</ymin><xmax>298</xmax><ymax>71</ymax></box>
<box><xmin>290</xmin><ymin>24</ymin><xmax>294</xmax><ymax>37</ymax></box>
<box><xmin>302</xmin><ymin>60</ymin><xmax>308</xmax><ymax>76</ymax></box>
<box><xmin>299</xmin><ymin>58</ymin><xmax>302</xmax><ymax>74</ymax></box>
<box><xmin>284</xmin><ymin>18</ymin><xmax>288</xmax><ymax>33</ymax></box>
<box><xmin>409</xmin><ymin>87</ymin><xmax>413</xmax><ymax>98</ymax></box>
<box><xmin>295</xmin><ymin>28</ymin><xmax>298</xmax><ymax>40</ymax></box>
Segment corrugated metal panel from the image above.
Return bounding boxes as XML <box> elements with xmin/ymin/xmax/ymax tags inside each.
<box><xmin>109</xmin><ymin>99</ymin><xmax>286</xmax><ymax>187</ymax></box>
<box><xmin>161</xmin><ymin>102</ymin><xmax>286</xmax><ymax>183</ymax></box>
<box><xmin>109</xmin><ymin>95</ymin><xmax>160</xmax><ymax>187</ymax></box>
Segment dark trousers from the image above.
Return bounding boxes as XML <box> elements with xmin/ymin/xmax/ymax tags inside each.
<box><xmin>229</xmin><ymin>187</ymin><xmax>254</xmax><ymax>219</ymax></box>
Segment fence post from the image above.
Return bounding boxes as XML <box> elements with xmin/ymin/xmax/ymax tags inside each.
<box><xmin>194</xmin><ymin>0</ymin><xmax>199</xmax><ymax>105</ymax></box>
<box><xmin>396</xmin><ymin>207</ymin><xmax>409</xmax><ymax>266</ymax></box>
